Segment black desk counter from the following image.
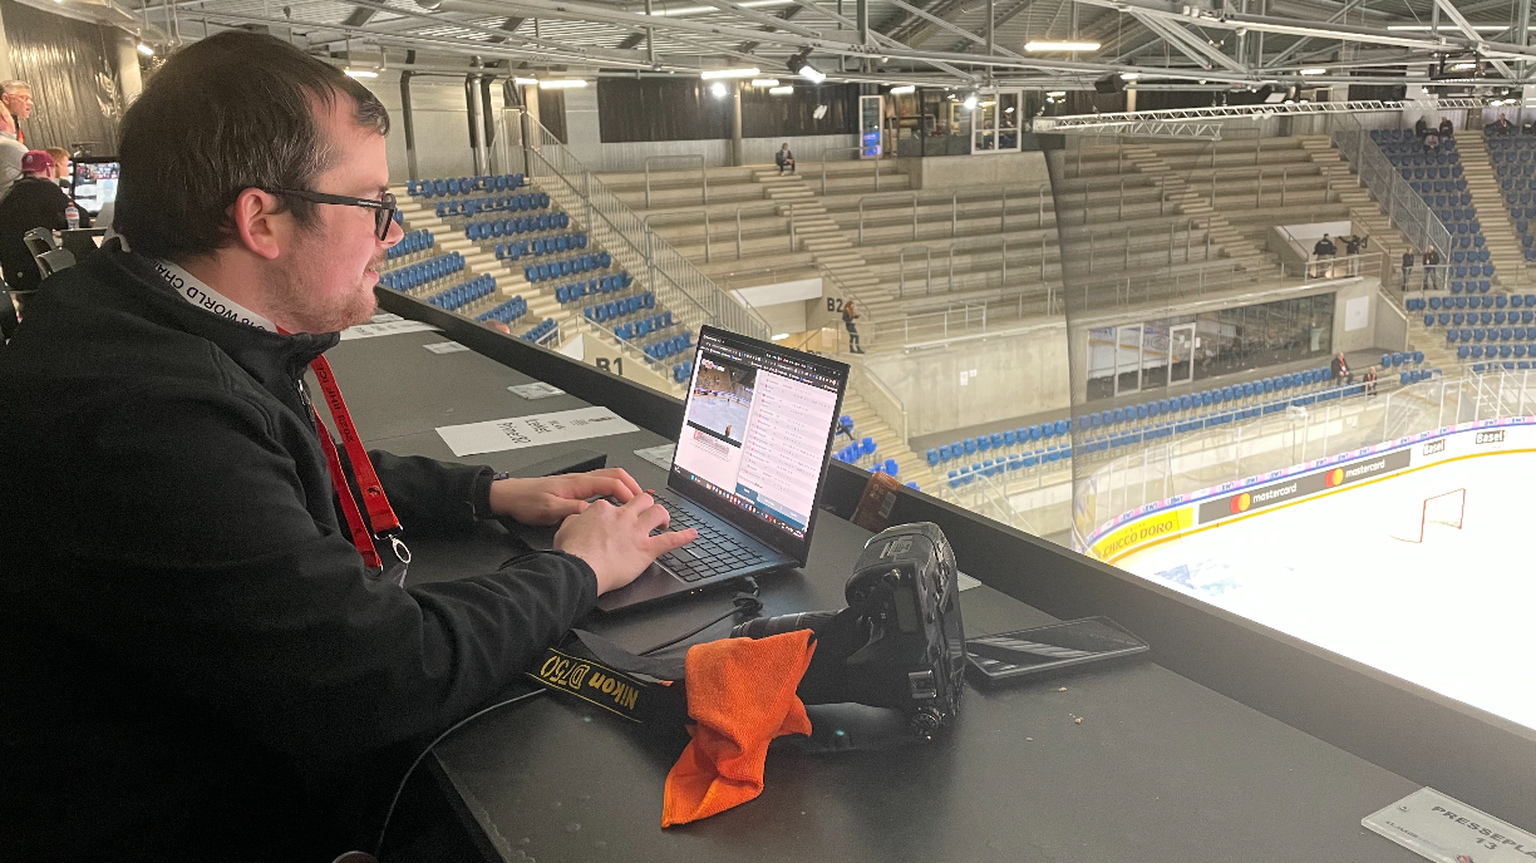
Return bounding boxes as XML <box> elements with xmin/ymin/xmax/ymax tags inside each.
<box><xmin>323</xmin><ymin>315</ymin><xmax>1441</xmax><ymax>863</ymax></box>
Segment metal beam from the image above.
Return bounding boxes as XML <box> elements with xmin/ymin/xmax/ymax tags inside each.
<box><xmin>1265</xmin><ymin>0</ymin><xmax>1366</xmax><ymax>70</ymax></box>
<box><xmin>1431</xmin><ymin>0</ymin><xmax>1514</xmax><ymax>78</ymax></box>
<box><xmin>1131</xmin><ymin>11</ymin><xmax>1248</xmax><ymax>73</ymax></box>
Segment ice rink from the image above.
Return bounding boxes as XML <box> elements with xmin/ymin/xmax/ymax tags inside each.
<box><xmin>686</xmin><ymin>393</ymin><xmax>751</xmax><ymax>445</ymax></box>
<box><xmin>1118</xmin><ymin>451</ymin><xmax>1536</xmax><ymax>732</ymax></box>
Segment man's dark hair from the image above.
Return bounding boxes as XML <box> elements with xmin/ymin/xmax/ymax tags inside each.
<box><xmin>115</xmin><ymin>31</ymin><xmax>390</xmax><ymax>262</ymax></box>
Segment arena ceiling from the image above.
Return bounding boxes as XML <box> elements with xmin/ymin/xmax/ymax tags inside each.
<box><xmin>85</xmin><ymin>0</ymin><xmax>1536</xmax><ymax>93</ymax></box>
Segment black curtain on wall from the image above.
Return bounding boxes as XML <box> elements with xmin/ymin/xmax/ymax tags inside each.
<box><xmin>740</xmin><ymin>83</ymin><xmax>857</xmax><ymax>138</ymax></box>
<box><xmin>597</xmin><ymin>78</ymin><xmax>732</xmax><ymax>143</ymax></box>
<box><xmin>538</xmin><ymin>88</ymin><xmax>568</xmax><ymax>144</ymax></box>
<box><xmin>1</xmin><ymin>0</ymin><xmax>123</xmax><ymax>155</ymax></box>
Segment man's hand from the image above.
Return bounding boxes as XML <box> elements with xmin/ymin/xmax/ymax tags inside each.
<box><xmin>552</xmin><ymin>494</ymin><xmax>698</xmax><ymax>594</ymax></box>
<box><xmin>487</xmin><ymin>468</ymin><xmax>644</xmax><ymax>526</ymax></box>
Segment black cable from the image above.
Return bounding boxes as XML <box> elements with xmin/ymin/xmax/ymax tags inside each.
<box><xmin>638</xmin><ymin>577</ymin><xmax>763</xmax><ymax>656</ymax></box>
<box><xmin>374</xmin><ymin>689</ymin><xmax>545</xmax><ymax>857</ymax></box>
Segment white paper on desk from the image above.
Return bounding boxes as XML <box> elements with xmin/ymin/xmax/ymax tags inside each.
<box><xmin>368</xmin><ymin>312</ymin><xmax>404</xmax><ymax>323</ymax></box>
<box><xmin>422</xmin><ymin>341</ymin><xmax>470</xmax><ymax>354</ymax></box>
<box><xmin>436</xmin><ymin>406</ymin><xmax>639</xmax><ymax>456</ymax></box>
<box><xmin>339</xmin><ymin>319</ymin><xmax>439</xmax><ymax>340</ymax></box>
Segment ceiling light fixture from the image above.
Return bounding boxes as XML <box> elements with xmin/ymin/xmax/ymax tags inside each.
<box><xmin>962</xmin><ymin>92</ymin><xmax>979</xmax><ymax>110</ymax></box>
<box><xmin>1299</xmin><ymin>67</ymin><xmax>1327</xmax><ymax>76</ymax></box>
<box><xmin>1024</xmin><ymin>40</ymin><xmax>1100</xmax><ymax>52</ymax></box>
<box><xmin>344</xmin><ymin>68</ymin><xmax>379</xmax><ymax>79</ymax></box>
<box><xmin>769</xmin><ymin>85</ymin><xmax>793</xmax><ymax>95</ymax></box>
<box><xmin>750</xmin><ymin>78</ymin><xmax>780</xmax><ymax>87</ymax></box>
<box><xmin>513</xmin><ymin>76</ymin><xmax>539</xmax><ymax>86</ymax></box>
<box><xmin>538</xmin><ymin>78</ymin><xmax>588</xmax><ymax>89</ymax></box>
<box><xmin>1120</xmin><ymin>72</ymin><xmax>1140</xmax><ymax>81</ymax></box>
<box><xmin>1046</xmin><ymin>90</ymin><xmax>1067</xmax><ymax>97</ymax></box>
<box><xmin>701</xmin><ymin>67</ymin><xmax>760</xmax><ymax>79</ymax></box>
<box><xmin>136</xmin><ymin>42</ymin><xmax>155</xmax><ymax>56</ymax></box>
<box><xmin>889</xmin><ymin>84</ymin><xmax>916</xmax><ymax>94</ymax></box>
<box><xmin>710</xmin><ymin>81</ymin><xmax>728</xmax><ymax>97</ymax></box>
<box><xmin>645</xmin><ymin>0</ymin><xmax>792</xmax><ymax>16</ymax></box>
<box><xmin>1451</xmin><ymin>62</ymin><xmax>1478</xmax><ymax>71</ymax></box>
<box><xmin>787</xmin><ymin>51</ymin><xmax>826</xmax><ymax>84</ymax></box>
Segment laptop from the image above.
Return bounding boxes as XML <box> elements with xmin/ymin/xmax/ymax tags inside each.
<box><xmin>596</xmin><ymin>325</ymin><xmax>849</xmax><ymax>612</ymax></box>
<box><xmin>69</xmin><ymin>157</ymin><xmax>120</xmax><ymax>217</ymax></box>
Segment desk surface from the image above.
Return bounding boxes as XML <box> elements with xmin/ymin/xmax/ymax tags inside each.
<box><xmin>326</xmin><ymin>325</ymin><xmax>1422</xmax><ymax>863</ymax></box>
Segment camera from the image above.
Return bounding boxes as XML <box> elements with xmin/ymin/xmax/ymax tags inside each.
<box><xmin>730</xmin><ymin>522</ymin><xmax>966</xmax><ymax>741</ymax></box>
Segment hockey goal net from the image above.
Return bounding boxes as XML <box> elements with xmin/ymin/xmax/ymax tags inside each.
<box><xmin>1391</xmin><ymin>488</ymin><xmax>1467</xmax><ymax>544</ymax></box>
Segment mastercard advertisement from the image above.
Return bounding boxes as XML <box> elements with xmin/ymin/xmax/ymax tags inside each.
<box><xmin>1198</xmin><ymin>449</ymin><xmax>1412</xmax><ymax>524</ymax></box>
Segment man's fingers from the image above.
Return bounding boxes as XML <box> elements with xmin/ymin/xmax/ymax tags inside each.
<box><xmin>636</xmin><ymin>500</ymin><xmax>671</xmax><ymax>533</ymax></box>
<box><xmin>649</xmin><ymin>527</ymin><xmax>698</xmax><ymax>556</ymax></box>
<box><xmin>602</xmin><ymin>467</ymin><xmax>643</xmax><ymax>497</ymax></box>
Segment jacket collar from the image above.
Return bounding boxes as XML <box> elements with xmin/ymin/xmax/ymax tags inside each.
<box><xmin>87</xmin><ymin>239</ymin><xmax>340</xmax><ymax>387</ymax></box>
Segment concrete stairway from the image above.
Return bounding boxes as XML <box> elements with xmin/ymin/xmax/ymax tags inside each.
<box><xmin>1298</xmin><ymin>136</ymin><xmax>1417</xmax><ymax>290</ymax></box>
<box><xmin>749</xmin><ymin>167</ymin><xmax>885</xmax><ymax>318</ymax></box>
<box><xmin>841</xmin><ymin>387</ymin><xmax>942</xmax><ymax>493</ymax></box>
<box><xmin>391</xmin><ymin>189</ymin><xmax>682</xmax><ymax>396</ymax></box>
<box><xmin>1118</xmin><ymin>143</ymin><xmax>1268</xmax><ymax>271</ymax></box>
<box><xmin>1456</xmin><ymin>135</ymin><xmax>1526</xmax><ymax>290</ymax></box>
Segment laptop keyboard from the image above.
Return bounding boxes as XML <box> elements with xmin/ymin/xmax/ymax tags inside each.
<box><xmin>653</xmin><ymin>491</ymin><xmax>766</xmax><ymax>582</ymax></box>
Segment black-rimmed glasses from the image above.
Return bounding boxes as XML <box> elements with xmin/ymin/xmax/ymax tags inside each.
<box><xmin>262</xmin><ymin>187</ymin><xmax>398</xmax><ymax>240</ymax></box>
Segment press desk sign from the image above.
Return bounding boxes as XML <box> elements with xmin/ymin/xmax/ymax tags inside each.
<box><xmin>1363</xmin><ymin>787</ymin><xmax>1536</xmax><ymax>862</ymax></box>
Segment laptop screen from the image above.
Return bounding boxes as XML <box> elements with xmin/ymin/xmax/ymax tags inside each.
<box><xmin>670</xmin><ymin>325</ymin><xmax>849</xmax><ymax>565</ymax></box>
<box><xmin>70</xmin><ymin>159</ymin><xmax>120</xmax><ymax>216</ymax></box>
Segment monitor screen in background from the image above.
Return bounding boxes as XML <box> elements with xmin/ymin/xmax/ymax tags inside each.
<box><xmin>71</xmin><ymin>161</ymin><xmax>119</xmax><ymax>216</ymax></box>
<box><xmin>672</xmin><ymin>333</ymin><xmax>842</xmax><ymax>540</ymax></box>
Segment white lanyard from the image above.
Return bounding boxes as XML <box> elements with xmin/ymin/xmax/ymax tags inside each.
<box><xmin>152</xmin><ymin>258</ymin><xmax>277</xmax><ymax>333</ymax></box>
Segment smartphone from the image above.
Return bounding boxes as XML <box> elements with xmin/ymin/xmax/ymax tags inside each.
<box><xmin>965</xmin><ymin>616</ymin><xmax>1149</xmax><ymax>685</ymax></box>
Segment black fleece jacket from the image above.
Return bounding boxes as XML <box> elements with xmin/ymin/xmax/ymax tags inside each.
<box><xmin>0</xmin><ymin>242</ymin><xmax>599</xmax><ymax>861</ymax></box>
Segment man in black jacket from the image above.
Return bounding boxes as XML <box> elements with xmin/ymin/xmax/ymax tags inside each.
<box><xmin>0</xmin><ymin>32</ymin><xmax>696</xmax><ymax>861</ymax></box>
<box><xmin>0</xmin><ymin>148</ymin><xmax>89</xmax><ymax>295</ymax></box>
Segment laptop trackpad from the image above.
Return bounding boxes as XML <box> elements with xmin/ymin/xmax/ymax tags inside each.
<box><xmin>594</xmin><ymin>560</ymin><xmax>688</xmax><ymax>612</ymax></box>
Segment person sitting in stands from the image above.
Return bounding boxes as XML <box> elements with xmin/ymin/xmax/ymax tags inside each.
<box><xmin>1414</xmin><ymin>116</ymin><xmax>1429</xmax><ymax>139</ymax></box>
<box><xmin>1423</xmin><ymin>131</ymin><xmax>1440</xmax><ymax>154</ymax></box>
<box><xmin>1438</xmin><ymin>117</ymin><xmax>1454</xmax><ymax>138</ymax></box>
<box><xmin>1495</xmin><ymin>113</ymin><xmax>1515</xmax><ymax>136</ymax></box>
<box><xmin>776</xmin><ymin>143</ymin><xmax>795</xmax><ymax>175</ymax></box>
<box><xmin>0</xmin><ymin>149</ymin><xmax>90</xmax><ymax>296</ymax></box>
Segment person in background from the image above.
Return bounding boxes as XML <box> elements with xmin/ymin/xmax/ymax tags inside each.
<box><xmin>775</xmin><ymin>142</ymin><xmax>795</xmax><ymax>175</ymax></box>
<box><xmin>1363</xmin><ymin>365</ymin><xmax>1378</xmax><ymax>396</ymax></box>
<box><xmin>1331</xmin><ymin>351</ymin><xmax>1351</xmax><ymax>386</ymax></box>
<box><xmin>44</xmin><ymin>147</ymin><xmax>70</xmax><ymax>189</ymax></box>
<box><xmin>1438</xmin><ymin>117</ymin><xmax>1454</xmax><ymax>138</ymax></box>
<box><xmin>0</xmin><ymin>80</ymin><xmax>32</xmax><ymax>145</ymax></box>
<box><xmin>1423</xmin><ymin>131</ymin><xmax>1440</xmax><ymax>154</ymax></box>
<box><xmin>1414</xmin><ymin>116</ymin><xmax>1429</xmax><ymax>139</ymax></box>
<box><xmin>0</xmin><ymin>149</ymin><xmax>89</xmax><ymax>295</ymax></box>
<box><xmin>1343</xmin><ymin>234</ymin><xmax>1363</xmax><ymax>275</ymax></box>
<box><xmin>1423</xmin><ymin>244</ymin><xmax>1442</xmax><ymax>290</ymax></box>
<box><xmin>1494</xmin><ymin>113</ymin><xmax>1515</xmax><ymax>136</ymax></box>
<box><xmin>1402</xmin><ymin>248</ymin><xmax>1415</xmax><ymax>288</ymax></box>
<box><xmin>1312</xmin><ymin>233</ymin><xmax>1336</xmax><ymax>278</ymax></box>
<box><xmin>842</xmin><ymin>299</ymin><xmax>863</xmax><ymax>353</ymax></box>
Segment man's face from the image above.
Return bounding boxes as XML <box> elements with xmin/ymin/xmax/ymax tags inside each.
<box><xmin>4</xmin><ymin>88</ymin><xmax>33</xmax><ymax>120</ymax></box>
<box><xmin>268</xmin><ymin>96</ymin><xmax>401</xmax><ymax>334</ymax></box>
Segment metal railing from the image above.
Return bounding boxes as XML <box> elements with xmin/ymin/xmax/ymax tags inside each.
<box><xmin>644</xmin><ymin>154</ymin><xmax>707</xmax><ymax>208</ymax></box>
<box><xmin>817</xmin><ymin>146</ymin><xmax>881</xmax><ymax>195</ymax></box>
<box><xmin>854</xmin><ymin>185</ymin><xmax>1053</xmax><ymax>245</ymax></box>
<box><xmin>1070</xmin><ymin>369</ymin><xmax>1522</xmax><ymax>552</ymax></box>
<box><xmin>500</xmin><ymin>110</ymin><xmax>771</xmax><ymax>342</ymax></box>
<box><xmin>848</xmin><ymin>360</ymin><xmax>909</xmax><ymax>444</ymax></box>
<box><xmin>1332</xmin><ymin>115</ymin><xmax>1454</xmax><ymax>270</ymax></box>
<box><xmin>639</xmin><ymin>203</ymin><xmax>804</xmax><ymax>263</ymax></box>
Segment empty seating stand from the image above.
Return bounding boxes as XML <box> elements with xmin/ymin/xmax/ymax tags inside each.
<box><xmin>407</xmin><ymin>173</ymin><xmax>525</xmax><ymax>198</ymax></box>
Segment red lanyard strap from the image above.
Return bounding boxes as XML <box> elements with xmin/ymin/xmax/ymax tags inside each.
<box><xmin>303</xmin><ymin>354</ymin><xmax>406</xmax><ymax>570</ymax></box>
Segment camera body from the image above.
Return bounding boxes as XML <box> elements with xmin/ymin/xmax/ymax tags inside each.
<box><xmin>732</xmin><ymin>522</ymin><xmax>966</xmax><ymax>741</ymax></box>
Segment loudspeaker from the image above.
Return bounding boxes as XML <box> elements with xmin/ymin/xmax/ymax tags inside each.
<box><xmin>1093</xmin><ymin>75</ymin><xmax>1126</xmax><ymax>95</ymax></box>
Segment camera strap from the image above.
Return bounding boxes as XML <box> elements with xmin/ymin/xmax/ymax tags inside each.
<box><xmin>526</xmin><ymin>630</ymin><xmax>691</xmax><ymax>728</ymax></box>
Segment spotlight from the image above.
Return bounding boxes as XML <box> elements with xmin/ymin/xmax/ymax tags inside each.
<box><xmin>710</xmin><ymin>81</ymin><xmax>728</xmax><ymax>98</ymax></box>
<box><xmin>962</xmin><ymin>92</ymin><xmax>978</xmax><ymax>110</ymax></box>
<box><xmin>787</xmin><ymin>50</ymin><xmax>826</xmax><ymax>84</ymax></box>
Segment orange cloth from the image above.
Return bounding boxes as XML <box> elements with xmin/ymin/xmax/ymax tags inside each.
<box><xmin>661</xmin><ymin>630</ymin><xmax>816</xmax><ymax>827</ymax></box>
